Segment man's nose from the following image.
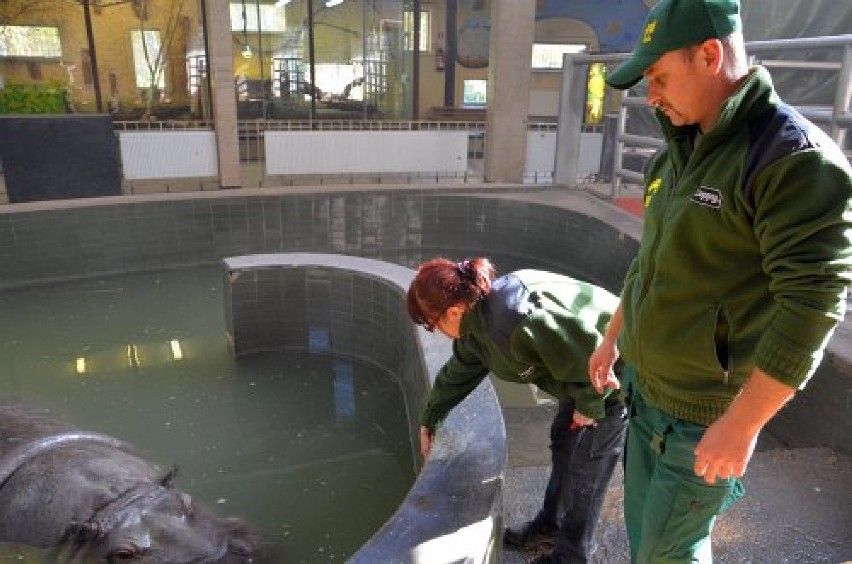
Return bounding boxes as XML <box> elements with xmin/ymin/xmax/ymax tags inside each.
<box><xmin>646</xmin><ymin>86</ymin><xmax>661</xmax><ymax>108</ymax></box>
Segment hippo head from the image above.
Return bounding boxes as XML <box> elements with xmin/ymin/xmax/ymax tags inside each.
<box><xmin>73</xmin><ymin>480</ymin><xmax>269</xmax><ymax>563</ymax></box>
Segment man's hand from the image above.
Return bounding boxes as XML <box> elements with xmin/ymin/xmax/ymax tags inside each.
<box><xmin>589</xmin><ymin>305</ymin><xmax>623</xmax><ymax>394</ymax></box>
<box><xmin>589</xmin><ymin>343</ymin><xmax>620</xmax><ymax>394</ymax></box>
<box><xmin>419</xmin><ymin>425</ymin><xmax>435</xmax><ymax>459</ymax></box>
<box><xmin>693</xmin><ymin>413</ymin><xmax>758</xmax><ymax>484</ymax></box>
<box><xmin>693</xmin><ymin>367</ymin><xmax>794</xmax><ymax>484</ymax></box>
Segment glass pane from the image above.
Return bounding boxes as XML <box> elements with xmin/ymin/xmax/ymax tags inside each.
<box><xmin>131</xmin><ymin>30</ymin><xmax>164</xmax><ymax>89</ymax></box>
<box><xmin>531</xmin><ymin>43</ymin><xmax>587</xmax><ymax>70</ymax></box>
<box><xmin>313</xmin><ymin>0</ymin><xmax>367</xmax><ymax>118</ymax></box>
<box><xmin>0</xmin><ymin>0</ymin><xmax>209</xmax><ymax>121</ymax></box>
<box><xmin>0</xmin><ymin>26</ymin><xmax>62</xmax><ymax>58</ymax></box>
<box><xmin>232</xmin><ymin>0</ymin><xmax>288</xmax><ymax>118</ymax></box>
<box><xmin>463</xmin><ymin>79</ymin><xmax>486</xmax><ymax>107</ymax></box>
<box><xmin>266</xmin><ymin>0</ymin><xmax>311</xmax><ymax>119</ymax></box>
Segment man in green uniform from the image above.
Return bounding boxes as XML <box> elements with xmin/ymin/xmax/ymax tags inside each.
<box><xmin>589</xmin><ymin>0</ymin><xmax>852</xmax><ymax>562</ymax></box>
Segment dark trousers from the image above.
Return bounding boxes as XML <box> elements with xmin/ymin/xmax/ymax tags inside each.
<box><xmin>539</xmin><ymin>398</ymin><xmax>626</xmax><ymax>563</ymax></box>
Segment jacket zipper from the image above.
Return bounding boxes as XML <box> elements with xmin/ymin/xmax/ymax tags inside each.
<box><xmin>635</xmin><ymin>167</ymin><xmax>679</xmax><ymax>367</ymax></box>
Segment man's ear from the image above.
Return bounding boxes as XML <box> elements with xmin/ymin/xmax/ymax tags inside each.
<box><xmin>699</xmin><ymin>38</ymin><xmax>725</xmax><ymax>76</ymax></box>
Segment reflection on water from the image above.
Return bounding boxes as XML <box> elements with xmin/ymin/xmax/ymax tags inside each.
<box><xmin>0</xmin><ymin>267</ymin><xmax>415</xmax><ymax>562</ymax></box>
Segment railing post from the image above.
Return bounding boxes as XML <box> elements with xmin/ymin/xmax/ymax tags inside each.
<box><xmin>554</xmin><ymin>54</ymin><xmax>587</xmax><ymax>187</ymax></box>
<box><xmin>833</xmin><ymin>44</ymin><xmax>852</xmax><ymax>147</ymax></box>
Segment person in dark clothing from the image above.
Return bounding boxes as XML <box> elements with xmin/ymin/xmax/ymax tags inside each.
<box><xmin>408</xmin><ymin>257</ymin><xmax>625</xmax><ymax>563</ymax></box>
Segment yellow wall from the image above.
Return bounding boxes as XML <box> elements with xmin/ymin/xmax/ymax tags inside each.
<box><xmin>1</xmin><ymin>0</ymin><xmax>196</xmax><ymax>110</ymax></box>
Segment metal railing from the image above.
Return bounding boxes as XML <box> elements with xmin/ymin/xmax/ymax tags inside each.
<box><xmin>555</xmin><ymin>34</ymin><xmax>852</xmax><ymax>199</ymax></box>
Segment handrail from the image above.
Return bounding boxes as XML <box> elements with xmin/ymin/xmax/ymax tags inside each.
<box><xmin>554</xmin><ymin>34</ymin><xmax>852</xmax><ymax>198</ymax></box>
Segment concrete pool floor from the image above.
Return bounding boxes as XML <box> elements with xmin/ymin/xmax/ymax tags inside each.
<box><xmin>499</xmin><ymin>400</ymin><xmax>852</xmax><ymax>563</ymax></box>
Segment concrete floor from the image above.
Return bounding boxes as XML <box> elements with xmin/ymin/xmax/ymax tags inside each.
<box><xmin>499</xmin><ymin>403</ymin><xmax>852</xmax><ymax>564</ymax></box>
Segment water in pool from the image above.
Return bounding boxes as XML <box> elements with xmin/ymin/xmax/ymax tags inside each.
<box><xmin>0</xmin><ymin>266</ymin><xmax>415</xmax><ymax>562</ymax></box>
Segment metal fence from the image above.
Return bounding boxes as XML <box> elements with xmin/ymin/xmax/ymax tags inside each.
<box><xmin>555</xmin><ymin>34</ymin><xmax>852</xmax><ymax>199</ymax></box>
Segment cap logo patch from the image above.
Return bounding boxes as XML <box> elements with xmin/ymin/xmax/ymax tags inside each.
<box><xmin>642</xmin><ymin>21</ymin><xmax>657</xmax><ymax>44</ymax></box>
<box><xmin>691</xmin><ymin>186</ymin><xmax>722</xmax><ymax>209</ymax></box>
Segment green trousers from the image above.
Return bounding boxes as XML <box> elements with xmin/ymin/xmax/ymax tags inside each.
<box><xmin>623</xmin><ymin>366</ymin><xmax>745</xmax><ymax>563</ymax></box>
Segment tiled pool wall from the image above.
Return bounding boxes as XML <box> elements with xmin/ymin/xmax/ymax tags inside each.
<box><xmin>223</xmin><ymin>254</ymin><xmax>430</xmax><ymax>469</ymax></box>
<box><xmin>0</xmin><ymin>190</ymin><xmax>636</xmax><ymax>294</ymax></box>
<box><xmin>225</xmin><ymin>252</ymin><xmax>508</xmax><ymax>563</ymax></box>
<box><xmin>0</xmin><ymin>188</ymin><xmax>848</xmax><ymax>467</ymax></box>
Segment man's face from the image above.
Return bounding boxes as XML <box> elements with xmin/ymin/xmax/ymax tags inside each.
<box><xmin>643</xmin><ymin>47</ymin><xmax>706</xmax><ymax>128</ymax></box>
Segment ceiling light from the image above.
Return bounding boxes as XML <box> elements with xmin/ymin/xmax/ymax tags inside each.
<box><xmin>326</xmin><ymin>0</ymin><xmax>344</xmax><ymax>6</ymax></box>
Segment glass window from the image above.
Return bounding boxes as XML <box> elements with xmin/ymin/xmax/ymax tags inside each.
<box><xmin>131</xmin><ymin>29</ymin><xmax>165</xmax><ymax>89</ymax></box>
<box><xmin>403</xmin><ymin>10</ymin><xmax>430</xmax><ymax>52</ymax></box>
<box><xmin>463</xmin><ymin>79</ymin><xmax>487</xmax><ymax>107</ymax></box>
<box><xmin>531</xmin><ymin>43</ymin><xmax>586</xmax><ymax>70</ymax></box>
<box><xmin>229</xmin><ymin>2</ymin><xmax>287</xmax><ymax>33</ymax></box>
<box><xmin>0</xmin><ymin>25</ymin><xmax>61</xmax><ymax>59</ymax></box>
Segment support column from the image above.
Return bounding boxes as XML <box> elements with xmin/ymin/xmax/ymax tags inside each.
<box><xmin>203</xmin><ymin>0</ymin><xmax>241</xmax><ymax>188</ymax></box>
<box><xmin>484</xmin><ymin>0</ymin><xmax>535</xmax><ymax>183</ymax></box>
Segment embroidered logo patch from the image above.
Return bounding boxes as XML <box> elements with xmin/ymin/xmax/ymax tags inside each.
<box><xmin>643</xmin><ymin>21</ymin><xmax>657</xmax><ymax>43</ymax></box>
<box><xmin>645</xmin><ymin>178</ymin><xmax>662</xmax><ymax>207</ymax></box>
<box><xmin>519</xmin><ymin>365</ymin><xmax>535</xmax><ymax>379</ymax></box>
<box><xmin>691</xmin><ymin>186</ymin><xmax>722</xmax><ymax>209</ymax></box>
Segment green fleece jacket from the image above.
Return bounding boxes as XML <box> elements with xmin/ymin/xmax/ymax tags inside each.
<box><xmin>420</xmin><ymin>270</ymin><xmax>620</xmax><ymax>429</ymax></box>
<box><xmin>619</xmin><ymin>66</ymin><xmax>852</xmax><ymax>426</ymax></box>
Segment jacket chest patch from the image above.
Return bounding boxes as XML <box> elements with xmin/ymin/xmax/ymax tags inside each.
<box><xmin>519</xmin><ymin>365</ymin><xmax>536</xmax><ymax>379</ymax></box>
<box><xmin>691</xmin><ymin>186</ymin><xmax>723</xmax><ymax>209</ymax></box>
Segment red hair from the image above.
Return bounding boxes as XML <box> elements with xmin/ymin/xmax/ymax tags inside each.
<box><xmin>407</xmin><ymin>257</ymin><xmax>496</xmax><ymax>330</ymax></box>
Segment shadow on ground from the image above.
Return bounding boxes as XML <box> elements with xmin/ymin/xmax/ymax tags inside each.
<box><xmin>501</xmin><ymin>405</ymin><xmax>852</xmax><ymax>564</ymax></box>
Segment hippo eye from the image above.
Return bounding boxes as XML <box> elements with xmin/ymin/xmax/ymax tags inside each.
<box><xmin>109</xmin><ymin>546</ymin><xmax>141</xmax><ymax>561</ymax></box>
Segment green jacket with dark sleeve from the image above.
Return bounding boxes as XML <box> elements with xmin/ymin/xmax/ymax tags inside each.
<box><xmin>618</xmin><ymin>66</ymin><xmax>852</xmax><ymax>426</ymax></box>
<box><xmin>420</xmin><ymin>270</ymin><xmax>620</xmax><ymax>429</ymax></box>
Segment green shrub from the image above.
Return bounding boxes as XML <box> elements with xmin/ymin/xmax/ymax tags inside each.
<box><xmin>0</xmin><ymin>83</ymin><xmax>68</xmax><ymax>114</ymax></box>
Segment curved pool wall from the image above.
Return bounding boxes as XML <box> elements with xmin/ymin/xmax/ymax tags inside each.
<box><xmin>221</xmin><ymin>252</ymin><xmax>506</xmax><ymax>561</ymax></box>
<box><xmin>0</xmin><ymin>187</ymin><xmax>849</xmax><ymax>552</ymax></box>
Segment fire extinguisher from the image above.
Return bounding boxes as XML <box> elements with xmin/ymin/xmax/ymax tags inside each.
<box><xmin>435</xmin><ymin>48</ymin><xmax>445</xmax><ymax>71</ymax></box>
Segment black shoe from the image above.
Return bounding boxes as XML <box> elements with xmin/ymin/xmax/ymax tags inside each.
<box><xmin>502</xmin><ymin>517</ymin><xmax>558</xmax><ymax>551</ymax></box>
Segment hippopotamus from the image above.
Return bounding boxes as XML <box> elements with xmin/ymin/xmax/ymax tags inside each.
<box><xmin>0</xmin><ymin>405</ymin><xmax>269</xmax><ymax>563</ymax></box>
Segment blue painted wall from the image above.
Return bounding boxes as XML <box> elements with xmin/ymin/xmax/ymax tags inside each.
<box><xmin>535</xmin><ymin>0</ymin><xmax>650</xmax><ymax>53</ymax></box>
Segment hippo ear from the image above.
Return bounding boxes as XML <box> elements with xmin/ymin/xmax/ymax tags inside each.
<box><xmin>159</xmin><ymin>465</ymin><xmax>179</xmax><ymax>488</ymax></box>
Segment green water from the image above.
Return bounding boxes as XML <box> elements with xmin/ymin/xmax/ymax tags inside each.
<box><xmin>0</xmin><ymin>266</ymin><xmax>415</xmax><ymax>563</ymax></box>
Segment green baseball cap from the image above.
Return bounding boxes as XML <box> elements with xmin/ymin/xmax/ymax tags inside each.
<box><xmin>606</xmin><ymin>0</ymin><xmax>741</xmax><ymax>90</ymax></box>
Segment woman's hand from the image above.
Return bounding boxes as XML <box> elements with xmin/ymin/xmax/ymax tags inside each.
<box><xmin>419</xmin><ymin>425</ymin><xmax>435</xmax><ymax>459</ymax></box>
<box><xmin>571</xmin><ymin>410</ymin><xmax>596</xmax><ymax>429</ymax></box>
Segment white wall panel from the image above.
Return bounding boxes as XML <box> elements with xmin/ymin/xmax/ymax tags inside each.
<box><xmin>119</xmin><ymin>131</ymin><xmax>218</xmax><ymax>180</ymax></box>
<box><xmin>525</xmin><ymin>131</ymin><xmax>603</xmax><ymax>179</ymax></box>
<box><xmin>265</xmin><ymin>131</ymin><xmax>469</xmax><ymax>175</ymax></box>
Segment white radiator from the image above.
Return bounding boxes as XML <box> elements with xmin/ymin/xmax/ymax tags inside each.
<box><xmin>119</xmin><ymin>131</ymin><xmax>218</xmax><ymax>180</ymax></box>
<box><xmin>264</xmin><ymin>130</ymin><xmax>469</xmax><ymax>175</ymax></box>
